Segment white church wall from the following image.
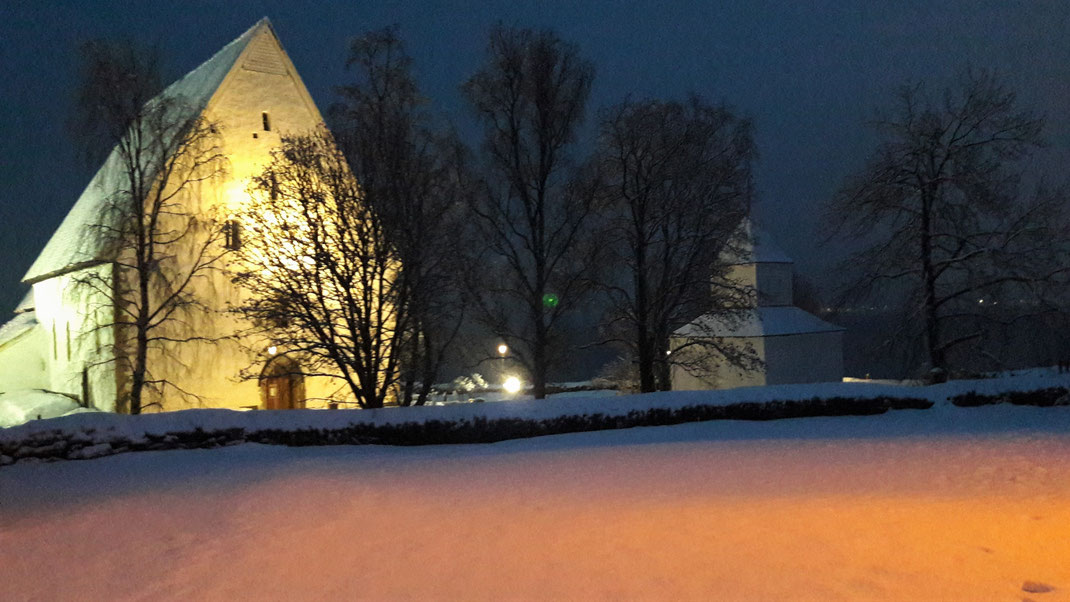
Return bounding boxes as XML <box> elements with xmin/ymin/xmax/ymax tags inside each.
<box><xmin>724</xmin><ymin>264</ymin><xmax>757</xmax><ymax>305</ymax></box>
<box><xmin>669</xmin><ymin>336</ymin><xmax>766</xmax><ymax>391</ymax></box>
<box><xmin>0</xmin><ymin>325</ymin><xmax>48</xmax><ymax>393</ymax></box>
<box><xmin>764</xmin><ymin>331</ymin><xmax>844</xmax><ymax>386</ymax></box>
<box><xmin>143</xmin><ymin>28</ymin><xmax>334</xmax><ymax>412</ymax></box>
<box><xmin>32</xmin><ymin>265</ymin><xmax>118</xmax><ymax>411</ymax></box>
<box><xmin>723</xmin><ymin>262</ymin><xmax>792</xmax><ymax>307</ymax></box>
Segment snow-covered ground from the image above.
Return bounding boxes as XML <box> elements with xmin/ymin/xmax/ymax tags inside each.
<box><xmin>2</xmin><ymin>403</ymin><xmax>1069</xmax><ymax>600</ymax></box>
<box><xmin>0</xmin><ymin>390</ymin><xmax>93</xmax><ymax>428</ymax></box>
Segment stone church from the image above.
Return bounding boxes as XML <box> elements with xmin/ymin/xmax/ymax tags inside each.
<box><xmin>0</xmin><ymin>19</ymin><xmax>337</xmax><ymax>412</ymax></box>
<box><xmin>671</xmin><ymin>220</ymin><xmax>845</xmax><ymax>390</ymax></box>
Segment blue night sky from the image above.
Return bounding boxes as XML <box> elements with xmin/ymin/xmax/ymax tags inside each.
<box><xmin>2</xmin><ymin>1</ymin><xmax>1070</xmax><ymax>313</ymax></box>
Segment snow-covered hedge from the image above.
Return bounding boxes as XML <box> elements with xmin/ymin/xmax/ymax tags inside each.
<box><xmin>950</xmin><ymin>387</ymin><xmax>1070</xmax><ymax>407</ymax></box>
<box><xmin>2</xmin><ymin>374</ymin><xmax>1068</xmax><ymax>467</ymax></box>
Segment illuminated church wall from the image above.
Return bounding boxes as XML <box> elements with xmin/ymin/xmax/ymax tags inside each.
<box><xmin>0</xmin><ymin>21</ymin><xmax>352</xmax><ymax>412</ymax></box>
<box><xmin>150</xmin><ymin>23</ymin><xmax>338</xmax><ymax>411</ymax></box>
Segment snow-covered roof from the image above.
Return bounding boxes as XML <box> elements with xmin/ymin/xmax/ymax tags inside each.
<box><xmin>0</xmin><ymin>312</ymin><xmax>38</xmax><ymax>348</ymax></box>
<box><xmin>14</xmin><ymin>290</ymin><xmax>33</xmax><ymax>314</ymax></box>
<box><xmin>674</xmin><ymin>306</ymin><xmax>844</xmax><ymax>338</ymax></box>
<box><xmin>724</xmin><ymin>217</ymin><xmax>792</xmax><ymax>265</ymax></box>
<box><xmin>22</xmin><ymin>19</ymin><xmax>271</xmax><ymax>284</ymax></box>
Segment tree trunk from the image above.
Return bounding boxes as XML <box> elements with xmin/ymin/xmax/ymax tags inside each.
<box><xmin>653</xmin><ymin>332</ymin><xmax>672</xmax><ymax>391</ymax></box>
<box><xmin>533</xmin><ymin>320</ymin><xmax>548</xmax><ymax>399</ymax></box>
<box><xmin>130</xmin><ymin>341</ymin><xmax>146</xmax><ymax>415</ymax></box>
<box><xmin>920</xmin><ymin>191</ymin><xmax>944</xmax><ymax>375</ymax></box>
<box><xmin>634</xmin><ymin>236</ymin><xmax>656</xmax><ymax>393</ymax></box>
<box><xmin>415</xmin><ymin>328</ymin><xmax>435</xmax><ymax>406</ymax></box>
<box><xmin>129</xmin><ymin>253</ymin><xmax>151</xmax><ymax>415</ymax></box>
<box><xmin>637</xmin><ymin>338</ymin><xmax>656</xmax><ymax>393</ymax></box>
<box><xmin>400</xmin><ymin>332</ymin><xmax>418</xmax><ymax>407</ymax></box>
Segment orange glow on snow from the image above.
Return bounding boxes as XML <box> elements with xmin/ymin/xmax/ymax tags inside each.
<box><xmin>2</xmin><ymin>430</ymin><xmax>1069</xmax><ymax>600</ymax></box>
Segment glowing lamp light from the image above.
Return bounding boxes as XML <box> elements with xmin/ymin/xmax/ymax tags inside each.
<box><xmin>497</xmin><ymin>343</ymin><xmax>508</xmax><ymax>356</ymax></box>
<box><xmin>268</xmin><ymin>346</ymin><xmax>277</xmax><ymax>355</ymax></box>
<box><xmin>503</xmin><ymin>376</ymin><xmax>522</xmax><ymax>395</ymax></box>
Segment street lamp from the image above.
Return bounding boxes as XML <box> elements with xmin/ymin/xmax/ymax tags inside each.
<box><xmin>503</xmin><ymin>376</ymin><xmax>522</xmax><ymax>395</ymax></box>
<box><xmin>497</xmin><ymin>343</ymin><xmax>508</xmax><ymax>385</ymax></box>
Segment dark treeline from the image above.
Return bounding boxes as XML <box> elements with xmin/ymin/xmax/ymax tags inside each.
<box><xmin>229</xmin><ymin>26</ymin><xmax>1069</xmax><ymax>404</ymax></box>
<box><xmin>230</xmin><ymin>24</ymin><xmax>761</xmax><ymax>404</ymax></box>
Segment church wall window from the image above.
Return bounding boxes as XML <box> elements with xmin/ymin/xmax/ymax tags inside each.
<box><xmin>65</xmin><ymin>321</ymin><xmax>71</xmax><ymax>361</ymax></box>
<box><xmin>52</xmin><ymin>322</ymin><xmax>57</xmax><ymax>360</ymax></box>
<box><xmin>224</xmin><ymin>219</ymin><xmax>242</xmax><ymax>251</ymax></box>
<box><xmin>262</xmin><ymin>112</ymin><xmax>271</xmax><ymax>131</ymax></box>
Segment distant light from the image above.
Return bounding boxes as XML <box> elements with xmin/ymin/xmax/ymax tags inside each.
<box><xmin>978</xmin><ymin>298</ymin><xmax>985</xmax><ymax>304</ymax></box>
<box><xmin>268</xmin><ymin>346</ymin><xmax>277</xmax><ymax>355</ymax></box>
<box><xmin>542</xmin><ymin>293</ymin><xmax>559</xmax><ymax>308</ymax></box>
<box><xmin>503</xmin><ymin>376</ymin><xmax>522</xmax><ymax>394</ymax></box>
<box><xmin>497</xmin><ymin>343</ymin><xmax>508</xmax><ymax>356</ymax></box>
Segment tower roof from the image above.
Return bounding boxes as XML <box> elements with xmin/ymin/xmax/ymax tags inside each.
<box><xmin>674</xmin><ymin>306</ymin><xmax>844</xmax><ymax>338</ymax></box>
<box><xmin>724</xmin><ymin>217</ymin><xmax>792</xmax><ymax>266</ymax></box>
<box><xmin>23</xmin><ymin>19</ymin><xmax>274</xmax><ymax>284</ymax></box>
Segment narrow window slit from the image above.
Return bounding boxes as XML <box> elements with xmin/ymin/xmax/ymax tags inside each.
<box><xmin>224</xmin><ymin>219</ymin><xmax>242</xmax><ymax>250</ymax></box>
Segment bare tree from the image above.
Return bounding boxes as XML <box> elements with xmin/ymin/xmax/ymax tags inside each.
<box><xmin>329</xmin><ymin>26</ymin><xmax>470</xmax><ymax>406</ymax></box>
<box><xmin>231</xmin><ymin>130</ymin><xmax>403</xmax><ymax>409</ymax></box>
<box><xmin>462</xmin><ymin>26</ymin><xmax>596</xmax><ymax>399</ymax></box>
<box><xmin>824</xmin><ymin>69</ymin><xmax>1070</xmax><ymax>378</ymax></box>
<box><xmin>73</xmin><ymin>40</ymin><xmax>228</xmax><ymax>414</ymax></box>
<box><xmin>595</xmin><ymin>97</ymin><xmax>756</xmax><ymax>391</ymax></box>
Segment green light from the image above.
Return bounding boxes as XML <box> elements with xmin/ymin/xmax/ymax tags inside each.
<box><xmin>542</xmin><ymin>293</ymin><xmax>559</xmax><ymax>308</ymax></box>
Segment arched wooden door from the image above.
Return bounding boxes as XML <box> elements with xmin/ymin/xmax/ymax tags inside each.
<box><xmin>259</xmin><ymin>357</ymin><xmax>305</xmax><ymax>410</ymax></box>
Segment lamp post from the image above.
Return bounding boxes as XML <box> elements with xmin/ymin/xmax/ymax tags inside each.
<box><xmin>497</xmin><ymin>343</ymin><xmax>508</xmax><ymax>384</ymax></box>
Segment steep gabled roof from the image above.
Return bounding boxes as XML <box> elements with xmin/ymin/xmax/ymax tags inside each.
<box><xmin>23</xmin><ymin>19</ymin><xmax>272</xmax><ymax>284</ymax></box>
<box><xmin>14</xmin><ymin>290</ymin><xmax>34</xmax><ymax>314</ymax></box>
<box><xmin>0</xmin><ymin>312</ymin><xmax>37</xmax><ymax>349</ymax></box>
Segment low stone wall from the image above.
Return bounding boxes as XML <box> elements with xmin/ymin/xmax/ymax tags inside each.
<box><xmin>2</xmin><ymin>387</ymin><xmax>1067</xmax><ymax>467</ymax></box>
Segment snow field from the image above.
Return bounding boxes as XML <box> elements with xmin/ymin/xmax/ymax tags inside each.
<box><xmin>0</xmin><ymin>390</ymin><xmax>87</xmax><ymax>428</ymax></box>
<box><xmin>2</xmin><ymin>404</ymin><xmax>1069</xmax><ymax>600</ymax></box>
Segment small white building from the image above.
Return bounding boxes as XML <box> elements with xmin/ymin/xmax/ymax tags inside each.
<box><xmin>671</xmin><ymin>221</ymin><xmax>844</xmax><ymax>390</ymax></box>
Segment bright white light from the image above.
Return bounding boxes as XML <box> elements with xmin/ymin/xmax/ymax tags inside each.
<box><xmin>497</xmin><ymin>343</ymin><xmax>508</xmax><ymax>356</ymax></box>
<box><xmin>268</xmin><ymin>346</ymin><xmax>277</xmax><ymax>355</ymax></box>
<box><xmin>503</xmin><ymin>376</ymin><xmax>522</xmax><ymax>394</ymax></box>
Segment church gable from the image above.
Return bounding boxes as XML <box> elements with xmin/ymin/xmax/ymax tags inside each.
<box><xmin>242</xmin><ymin>33</ymin><xmax>289</xmax><ymax>75</ymax></box>
<box><xmin>203</xmin><ymin>21</ymin><xmax>325</xmax><ymax>195</ymax></box>
<box><xmin>22</xmin><ymin>18</ymin><xmax>286</xmax><ymax>285</ymax></box>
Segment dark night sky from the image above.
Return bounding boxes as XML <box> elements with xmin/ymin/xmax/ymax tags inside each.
<box><xmin>3</xmin><ymin>1</ymin><xmax>1070</xmax><ymax>315</ymax></box>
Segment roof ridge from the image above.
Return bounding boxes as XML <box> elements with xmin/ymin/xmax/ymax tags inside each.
<box><xmin>158</xmin><ymin>18</ymin><xmax>266</xmax><ymax>107</ymax></box>
<box><xmin>22</xmin><ymin>19</ymin><xmax>270</xmax><ymax>284</ymax></box>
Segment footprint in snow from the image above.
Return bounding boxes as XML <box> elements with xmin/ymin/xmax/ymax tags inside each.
<box><xmin>1022</xmin><ymin>581</ymin><xmax>1055</xmax><ymax>594</ymax></box>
